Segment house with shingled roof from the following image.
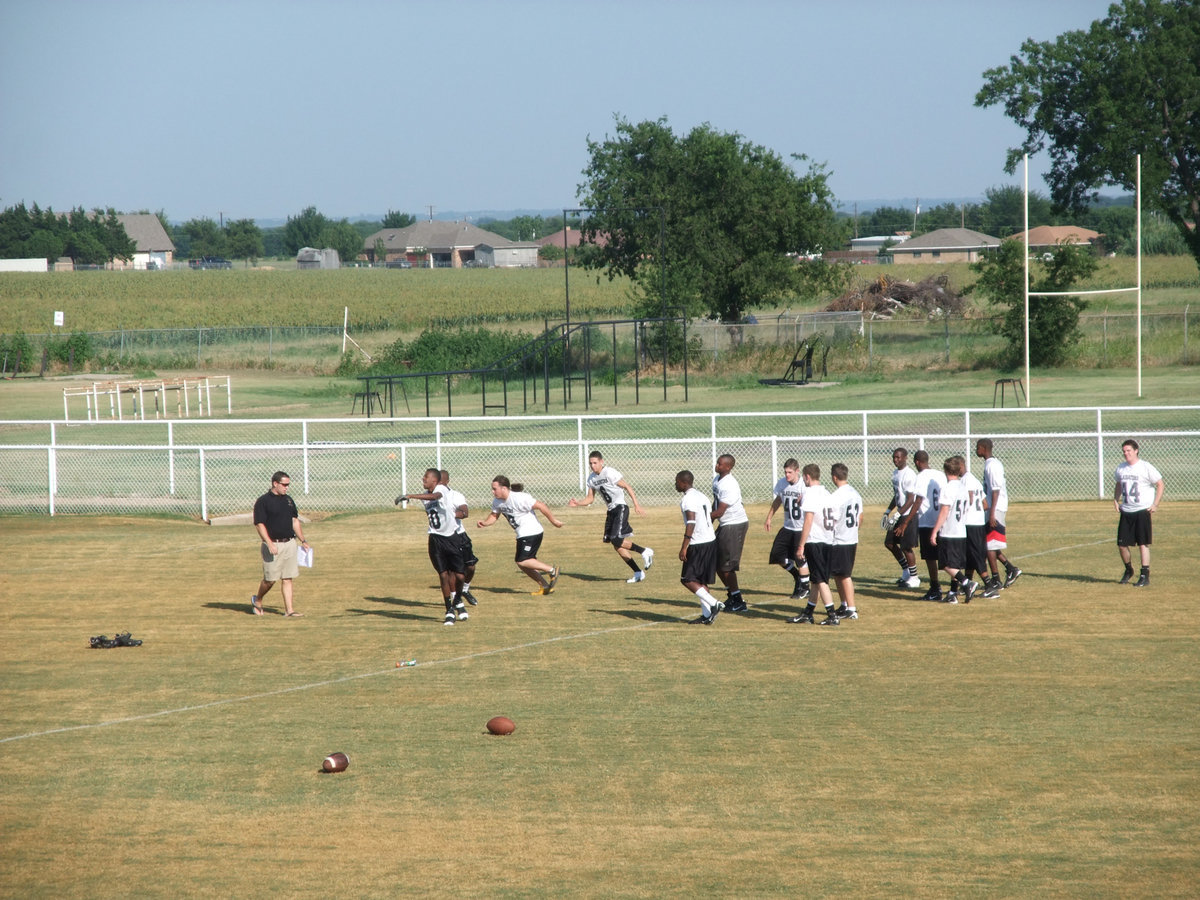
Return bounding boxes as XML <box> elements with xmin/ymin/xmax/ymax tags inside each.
<box><xmin>363</xmin><ymin>220</ymin><xmax>521</xmax><ymax>268</ymax></box>
<box><xmin>889</xmin><ymin>227</ymin><xmax>1000</xmax><ymax>264</ymax></box>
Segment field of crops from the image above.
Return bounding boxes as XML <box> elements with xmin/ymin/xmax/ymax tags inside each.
<box><xmin>1</xmin><ymin>255</ymin><xmax>1195</xmax><ymax>336</ymax></box>
<box><xmin>0</xmin><ymin>267</ymin><xmax>638</xmax><ymax>334</ymax></box>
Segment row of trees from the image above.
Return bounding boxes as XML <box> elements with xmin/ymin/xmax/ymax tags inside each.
<box><xmin>0</xmin><ymin>203</ymin><xmax>136</xmax><ymax>265</ymax></box>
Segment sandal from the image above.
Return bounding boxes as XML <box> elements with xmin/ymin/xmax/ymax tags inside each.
<box><xmin>251</xmin><ymin>595</ymin><xmax>263</xmax><ymax>616</ymax></box>
<box><xmin>284</xmin><ymin>611</ymin><xmax>304</xmax><ymax>617</ymax></box>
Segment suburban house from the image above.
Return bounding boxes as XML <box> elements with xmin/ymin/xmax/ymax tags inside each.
<box><xmin>1009</xmin><ymin>225</ymin><xmax>1102</xmax><ymax>250</ymax></box>
<box><xmin>114</xmin><ymin>214</ymin><xmax>175</xmax><ymax>269</ymax></box>
<box><xmin>536</xmin><ymin>226</ymin><xmax>608</xmax><ymax>250</ymax></box>
<box><xmin>889</xmin><ymin>227</ymin><xmax>1000</xmax><ymax>264</ymax></box>
<box><xmin>363</xmin><ymin>220</ymin><xmax>527</xmax><ymax>268</ymax></box>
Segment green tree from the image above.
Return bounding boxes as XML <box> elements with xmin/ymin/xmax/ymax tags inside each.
<box><xmin>226</xmin><ymin>218</ymin><xmax>264</xmax><ymax>263</ymax></box>
<box><xmin>977</xmin><ymin>0</ymin><xmax>1200</xmax><ymax>268</ymax></box>
<box><xmin>978</xmin><ymin>185</ymin><xmax>1054</xmax><ymax>238</ymax></box>
<box><xmin>284</xmin><ymin>206</ymin><xmax>330</xmax><ymax>254</ymax></box>
<box><xmin>318</xmin><ymin>219</ymin><xmax>364</xmax><ymax>264</ymax></box>
<box><xmin>969</xmin><ymin>238</ymin><xmax>1099</xmax><ymax>367</ymax></box>
<box><xmin>382</xmin><ymin>210</ymin><xmax>416</xmax><ymax>228</ymax></box>
<box><xmin>181</xmin><ymin>217</ymin><xmax>228</xmax><ymax>258</ymax></box>
<box><xmin>578</xmin><ymin>116</ymin><xmax>843</xmax><ymax>323</ymax></box>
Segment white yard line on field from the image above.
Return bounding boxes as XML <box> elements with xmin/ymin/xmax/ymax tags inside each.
<box><xmin>0</xmin><ymin>621</ymin><xmax>660</xmax><ymax>745</ymax></box>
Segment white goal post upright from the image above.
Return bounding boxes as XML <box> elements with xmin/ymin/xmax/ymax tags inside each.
<box><xmin>1023</xmin><ymin>153</ymin><xmax>1143</xmax><ymax>405</ymax></box>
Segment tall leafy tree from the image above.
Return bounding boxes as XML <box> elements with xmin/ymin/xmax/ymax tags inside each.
<box><xmin>577</xmin><ymin>116</ymin><xmax>844</xmax><ymax>323</ymax></box>
<box><xmin>284</xmin><ymin>206</ymin><xmax>330</xmax><ymax>254</ymax></box>
<box><xmin>181</xmin><ymin>217</ymin><xmax>228</xmax><ymax>258</ymax></box>
<box><xmin>226</xmin><ymin>218</ymin><xmax>264</xmax><ymax>263</ymax></box>
<box><xmin>969</xmin><ymin>238</ymin><xmax>1099</xmax><ymax>367</ymax></box>
<box><xmin>978</xmin><ymin>185</ymin><xmax>1054</xmax><ymax>238</ymax></box>
<box><xmin>381</xmin><ymin>210</ymin><xmax>416</xmax><ymax>228</ymax></box>
<box><xmin>318</xmin><ymin>220</ymin><xmax>364</xmax><ymax>264</ymax></box>
<box><xmin>977</xmin><ymin>0</ymin><xmax>1200</xmax><ymax>268</ymax></box>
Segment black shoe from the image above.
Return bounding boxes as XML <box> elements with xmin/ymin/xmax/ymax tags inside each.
<box><xmin>818</xmin><ymin>614</ymin><xmax>840</xmax><ymax>626</ymax></box>
<box><xmin>788</xmin><ymin>612</ymin><xmax>815</xmax><ymax>624</ymax></box>
<box><xmin>834</xmin><ymin>606</ymin><xmax>849</xmax><ymax>618</ymax></box>
<box><xmin>1119</xmin><ymin>569</ymin><xmax>1134</xmax><ymax>585</ymax></box>
<box><xmin>443</xmin><ymin>611</ymin><xmax>456</xmax><ymax>626</ymax></box>
<box><xmin>791</xmin><ymin>585</ymin><xmax>810</xmax><ymax>601</ymax></box>
<box><xmin>987</xmin><ymin>576</ymin><xmax>1003</xmax><ymax>592</ymax></box>
<box><xmin>462</xmin><ymin>590</ymin><xmax>478</xmax><ymax>606</ymax></box>
<box><xmin>689</xmin><ymin>614</ymin><xmax>713</xmax><ymax>625</ymax></box>
<box><xmin>1134</xmin><ymin>573</ymin><xmax>1149</xmax><ymax>588</ymax></box>
<box><xmin>981</xmin><ymin>585</ymin><xmax>1001</xmax><ymax>599</ymax></box>
<box><xmin>708</xmin><ymin>602</ymin><xmax>723</xmax><ymax>623</ymax></box>
<box><xmin>940</xmin><ymin>591</ymin><xmax>959</xmax><ymax>604</ymax></box>
<box><xmin>726</xmin><ymin>599</ymin><xmax>748</xmax><ymax>613</ymax></box>
<box><xmin>963</xmin><ymin>580</ymin><xmax>979</xmax><ymax>604</ymax></box>
<box><xmin>1004</xmin><ymin>566</ymin><xmax>1022</xmax><ymax>588</ymax></box>
<box><xmin>920</xmin><ymin>589</ymin><xmax>941</xmax><ymax>602</ymax></box>
<box><xmin>838</xmin><ymin>608</ymin><xmax>858</xmax><ymax>620</ymax></box>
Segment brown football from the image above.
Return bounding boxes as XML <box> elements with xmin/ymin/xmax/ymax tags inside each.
<box><xmin>322</xmin><ymin>751</ymin><xmax>350</xmax><ymax>772</ymax></box>
<box><xmin>486</xmin><ymin>716</ymin><xmax>516</xmax><ymax>735</ymax></box>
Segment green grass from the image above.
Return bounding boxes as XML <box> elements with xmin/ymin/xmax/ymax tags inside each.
<box><xmin>1</xmin><ymin>501</ymin><xmax>1196</xmax><ymax>897</ymax></box>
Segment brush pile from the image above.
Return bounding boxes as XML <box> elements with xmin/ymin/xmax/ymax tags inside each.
<box><xmin>827</xmin><ymin>273</ymin><xmax>965</xmax><ymax>318</ymax></box>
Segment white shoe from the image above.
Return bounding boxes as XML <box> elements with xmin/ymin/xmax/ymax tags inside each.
<box><xmin>626</xmin><ymin>570</ymin><xmax>645</xmax><ymax>584</ymax></box>
<box><xmin>904</xmin><ymin>576</ymin><xmax>921</xmax><ymax>588</ymax></box>
<box><xmin>642</xmin><ymin>547</ymin><xmax>654</xmax><ymax>569</ymax></box>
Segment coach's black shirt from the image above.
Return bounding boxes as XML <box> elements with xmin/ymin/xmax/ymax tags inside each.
<box><xmin>253</xmin><ymin>492</ymin><xmax>299</xmax><ymax>541</ymax></box>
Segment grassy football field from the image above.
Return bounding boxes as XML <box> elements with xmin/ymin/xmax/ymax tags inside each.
<box><xmin>1</xmin><ymin>499</ymin><xmax>1196</xmax><ymax>898</ymax></box>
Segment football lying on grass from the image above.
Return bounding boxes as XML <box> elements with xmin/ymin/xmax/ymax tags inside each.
<box><xmin>486</xmin><ymin>716</ymin><xmax>516</xmax><ymax>735</ymax></box>
<box><xmin>322</xmin><ymin>752</ymin><xmax>350</xmax><ymax>772</ymax></box>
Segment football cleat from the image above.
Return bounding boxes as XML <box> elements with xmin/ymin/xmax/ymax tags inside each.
<box><xmin>818</xmin><ymin>614</ymin><xmax>840</xmax><ymax>626</ymax></box>
<box><xmin>725</xmin><ymin>599</ymin><xmax>748</xmax><ymax>613</ymax></box>
<box><xmin>626</xmin><ymin>570</ymin><xmax>645</xmax><ymax>584</ymax></box>
<box><xmin>982</xmin><ymin>585</ymin><xmax>1001</xmax><ymax>599</ymax></box>
<box><xmin>642</xmin><ymin>547</ymin><xmax>654</xmax><ymax>569</ymax></box>
<box><xmin>838</xmin><ymin>608</ymin><xmax>858</xmax><ymax>620</ymax></box>
<box><xmin>963</xmin><ymin>580</ymin><xmax>979</xmax><ymax>604</ymax></box>
<box><xmin>1134</xmin><ymin>573</ymin><xmax>1149</xmax><ymax>588</ymax></box>
<box><xmin>905</xmin><ymin>576</ymin><xmax>922</xmax><ymax>588</ymax></box>
<box><xmin>1119</xmin><ymin>569</ymin><xmax>1134</xmax><ymax>585</ymax></box>
<box><xmin>788</xmin><ymin>611</ymin><xmax>815</xmax><ymax>624</ymax></box>
<box><xmin>920</xmin><ymin>589</ymin><xmax>942</xmax><ymax>602</ymax></box>
<box><xmin>547</xmin><ymin>566</ymin><xmax>560</xmax><ymax>592</ymax></box>
<box><xmin>443</xmin><ymin>611</ymin><xmax>456</xmax><ymax>626</ymax></box>
<box><xmin>791</xmin><ymin>585</ymin><xmax>811</xmax><ymax>601</ymax></box>
<box><xmin>1004</xmin><ymin>566</ymin><xmax>1022</xmax><ymax>588</ymax></box>
<box><xmin>455</xmin><ymin>605</ymin><xmax>469</xmax><ymax>621</ymax></box>
<box><xmin>940</xmin><ymin>591</ymin><xmax>959</xmax><ymax>604</ymax></box>
<box><xmin>462</xmin><ymin>590</ymin><xmax>479</xmax><ymax>606</ymax></box>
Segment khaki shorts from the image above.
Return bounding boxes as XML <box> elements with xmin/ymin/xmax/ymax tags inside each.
<box><xmin>262</xmin><ymin>537</ymin><xmax>299</xmax><ymax>581</ymax></box>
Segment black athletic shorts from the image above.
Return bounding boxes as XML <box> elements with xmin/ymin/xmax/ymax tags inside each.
<box><xmin>769</xmin><ymin>528</ymin><xmax>804</xmax><ymax>567</ymax></box>
<box><xmin>715</xmin><ymin>521</ymin><xmax>748</xmax><ymax>572</ymax></box>
<box><xmin>829</xmin><ymin>544</ymin><xmax>857</xmax><ymax>578</ymax></box>
<box><xmin>515</xmin><ymin>532</ymin><xmax>544</xmax><ymax>563</ymax></box>
<box><xmin>428</xmin><ymin>533</ymin><xmax>465</xmax><ymax>574</ymax></box>
<box><xmin>454</xmin><ymin>531</ymin><xmax>478</xmax><ymax>567</ymax></box>
<box><xmin>886</xmin><ymin>516</ymin><xmax>918</xmax><ymax>551</ymax></box>
<box><xmin>680</xmin><ymin>540</ymin><xmax>718</xmax><ymax>586</ymax></box>
<box><xmin>805</xmin><ymin>542</ymin><xmax>832</xmax><ymax>585</ymax></box>
<box><xmin>603</xmin><ymin>505</ymin><xmax>633</xmax><ymax>543</ymax></box>
<box><xmin>965</xmin><ymin>524</ymin><xmax>988</xmax><ymax>574</ymax></box>
<box><xmin>1117</xmin><ymin>510</ymin><xmax>1153</xmax><ymax>547</ymax></box>
<box><xmin>936</xmin><ymin>536</ymin><xmax>967</xmax><ymax>571</ymax></box>
<box><xmin>920</xmin><ymin>526</ymin><xmax>942</xmax><ymax>561</ymax></box>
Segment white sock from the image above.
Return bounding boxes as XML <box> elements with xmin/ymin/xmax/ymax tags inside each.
<box><xmin>696</xmin><ymin>587</ymin><xmax>718</xmax><ymax>614</ymax></box>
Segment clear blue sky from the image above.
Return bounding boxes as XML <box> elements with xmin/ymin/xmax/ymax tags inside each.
<box><xmin>0</xmin><ymin>0</ymin><xmax>1115</xmax><ymax>223</ymax></box>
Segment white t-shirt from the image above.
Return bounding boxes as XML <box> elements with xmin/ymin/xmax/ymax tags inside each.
<box><xmin>492</xmin><ymin>490</ymin><xmax>543</xmax><ymax>539</ymax></box>
<box><xmin>913</xmin><ymin>467</ymin><xmax>947</xmax><ymax>528</ymax></box>
<box><xmin>830</xmin><ymin>483</ymin><xmax>863</xmax><ymax>546</ymax></box>
<box><xmin>424</xmin><ymin>484</ymin><xmax>459</xmax><ymax>538</ymax></box>
<box><xmin>936</xmin><ymin>478</ymin><xmax>968</xmax><ymax>540</ymax></box>
<box><xmin>983</xmin><ymin>457</ymin><xmax>1009</xmax><ymax>513</ymax></box>
<box><xmin>771</xmin><ymin>476</ymin><xmax>805</xmax><ymax>532</ymax></box>
<box><xmin>961</xmin><ymin>472</ymin><xmax>986</xmax><ymax>527</ymax></box>
<box><xmin>680</xmin><ymin>487</ymin><xmax>716</xmax><ymax>544</ymax></box>
<box><xmin>587</xmin><ymin>465</ymin><xmax>627</xmax><ymax>511</ymax></box>
<box><xmin>801</xmin><ymin>483</ymin><xmax>834</xmax><ymax>545</ymax></box>
<box><xmin>712</xmin><ymin>473</ymin><xmax>748</xmax><ymax>526</ymax></box>
<box><xmin>445</xmin><ymin>485</ymin><xmax>468</xmax><ymax>535</ymax></box>
<box><xmin>892</xmin><ymin>465</ymin><xmax>917</xmax><ymax>511</ymax></box>
<box><xmin>1115</xmin><ymin>459</ymin><xmax>1163</xmax><ymax>513</ymax></box>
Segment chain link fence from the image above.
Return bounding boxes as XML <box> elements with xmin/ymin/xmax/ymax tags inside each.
<box><xmin>4</xmin><ymin>308</ymin><xmax>1196</xmax><ymax>376</ymax></box>
<box><xmin>2</xmin><ymin>407</ymin><xmax>1196</xmax><ymax>518</ymax></box>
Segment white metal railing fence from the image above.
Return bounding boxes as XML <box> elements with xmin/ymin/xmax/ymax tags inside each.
<box><xmin>1</xmin><ymin>407</ymin><xmax>1196</xmax><ymax>518</ymax></box>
